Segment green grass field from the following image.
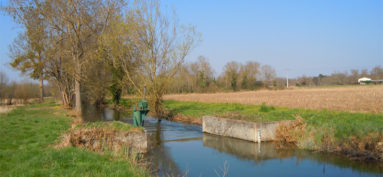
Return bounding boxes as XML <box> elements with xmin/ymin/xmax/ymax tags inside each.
<box><xmin>164</xmin><ymin>100</ymin><xmax>383</xmax><ymax>141</ymax></box>
<box><xmin>0</xmin><ymin>103</ymin><xmax>148</xmax><ymax>177</ymax></box>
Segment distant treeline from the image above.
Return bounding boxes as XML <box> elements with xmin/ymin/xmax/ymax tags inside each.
<box><xmin>0</xmin><ymin>72</ymin><xmax>48</xmax><ymax>104</ymax></box>
<box><xmin>294</xmin><ymin>66</ymin><xmax>383</xmax><ymax>87</ymax></box>
<box><xmin>168</xmin><ymin>58</ymin><xmax>383</xmax><ymax>93</ymax></box>
<box><xmin>168</xmin><ymin>56</ymin><xmax>277</xmax><ymax>93</ymax></box>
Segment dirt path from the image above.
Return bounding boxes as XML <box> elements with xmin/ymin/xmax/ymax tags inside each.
<box><xmin>0</xmin><ymin>106</ymin><xmax>16</xmax><ymax>114</ymax></box>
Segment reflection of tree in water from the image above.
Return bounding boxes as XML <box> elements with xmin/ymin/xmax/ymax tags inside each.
<box><xmin>146</xmin><ymin>122</ymin><xmax>183</xmax><ymax>177</ymax></box>
<box><xmin>113</xmin><ymin>110</ymin><xmax>120</xmax><ymax>121</ymax></box>
<box><xmin>81</xmin><ymin>104</ymin><xmax>104</xmax><ymax>122</ymax></box>
<box><xmin>82</xmin><ymin>106</ymin><xmax>134</xmax><ymax>122</ymax></box>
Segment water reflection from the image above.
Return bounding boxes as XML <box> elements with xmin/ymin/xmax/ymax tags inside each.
<box><xmin>82</xmin><ymin>105</ymin><xmax>129</xmax><ymax>122</ymax></box>
<box><xmin>203</xmin><ymin>133</ymin><xmax>294</xmax><ymax>162</ymax></box>
<box><xmin>146</xmin><ymin>121</ymin><xmax>183</xmax><ymax>176</ymax></box>
<box><xmin>82</xmin><ymin>106</ymin><xmax>383</xmax><ymax>177</ymax></box>
<box><xmin>203</xmin><ymin>133</ymin><xmax>383</xmax><ymax>175</ymax></box>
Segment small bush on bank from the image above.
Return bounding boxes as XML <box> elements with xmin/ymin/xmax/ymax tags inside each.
<box><xmin>259</xmin><ymin>102</ymin><xmax>275</xmax><ymax>112</ymax></box>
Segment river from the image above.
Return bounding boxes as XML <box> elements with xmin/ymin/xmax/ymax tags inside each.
<box><xmin>82</xmin><ymin>106</ymin><xmax>383</xmax><ymax>177</ymax></box>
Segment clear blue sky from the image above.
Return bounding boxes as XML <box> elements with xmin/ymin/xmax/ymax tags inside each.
<box><xmin>1</xmin><ymin>0</ymin><xmax>382</xmax><ymax>81</ymax></box>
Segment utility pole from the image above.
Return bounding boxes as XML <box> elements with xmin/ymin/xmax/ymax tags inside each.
<box><xmin>286</xmin><ymin>69</ymin><xmax>289</xmax><ymax>88</ymax></box>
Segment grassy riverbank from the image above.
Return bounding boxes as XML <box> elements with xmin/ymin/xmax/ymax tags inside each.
<box><xmin>165</xmin><ymin>100</ymin><xmax>383</xmax><ymax>137</ymax></box>
<box><xmin>163</xmin><ymin>100</ymin><xmax>383</xmax><ymax>160</ymax></box>
<box><xmin>115</xmin><ymin>98</ymin><xmax>383</xmax><ymax>141</ymax></box>
<box><xmin>112</xmin><ymin>97</ymin><xmax>383</xmax><ymax>160</ymax></box>
<box><xmin>0</xmin><ymin>102</ymin><xmax>148</xmax><ymax>176</ymax></box>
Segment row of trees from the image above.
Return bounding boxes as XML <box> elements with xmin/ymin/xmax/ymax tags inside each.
<box><xmin>168</xmin><ymin>58</ymin><xmax>277</xmax><ymax>93</ymax></box>
<box><xmin>168</xmin><ymin>58</ymin><xmax>383</xmax><ymax>93</ymax></box>
<box><xmin>0</xmin><ymin>72</ymin><xmax>42</xmax><ymax>104</ymax></box>
<box><xmin>4</xmin><ymin>0</ymin><xmax>198</xmax><ymax>117</ymax></box>
<box><xmin>295</xmin><ymin>65</ymin><xmax>383</xmax><ymax>86</ymax></box>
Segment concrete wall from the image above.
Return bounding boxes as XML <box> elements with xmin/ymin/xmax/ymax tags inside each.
<box><xmin>202</xmin><ymin>116</ymin><xmax>290</xmax><ymax>142</ymax></box>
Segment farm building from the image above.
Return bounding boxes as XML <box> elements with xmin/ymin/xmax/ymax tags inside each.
<box><xmin>358</xmin><ymin>77</ymin><xmax>372</xmax><ymax>84</ymax></box>
<box><xmin>358</xmin><ymin>77</ymin><xmax>383</xmax><ymax>84</ymax></box>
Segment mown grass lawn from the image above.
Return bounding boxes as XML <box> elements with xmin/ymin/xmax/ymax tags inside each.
<box><xmin>0</xmin><ymin>103</ymin><xmax>148</xmax><ymax>177</ymax></box>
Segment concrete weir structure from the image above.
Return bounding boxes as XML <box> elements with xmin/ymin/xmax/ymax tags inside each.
<box><xmin>202</xmin><ymin>116</ymin><xmax>290</xmax><ymax>142</ymax></box>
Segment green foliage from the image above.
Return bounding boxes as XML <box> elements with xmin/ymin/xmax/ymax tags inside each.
<box><xmin>0</xmin><ymin>104</ymin><xmax>148</xmax><ymax>176</ymax></box>
<box><xmin>108</xmin><ymin>83</ymin><xmax>122</xmax><ymax>105</ymax></box>
<box><xmin>259</xmin><ymin>102</ymin><xmax>275</xmax><ymax>112</ymax></box>
<box><xmin>199</xmin><ymin>71</ymin><xmax>206</xmax><ymax>88</ymax></box>
<box><xmin>241</xmin><ymin>75</ymin><xmax>248</xmax><ymax>89</ymax></box>
<box><xmin>231</xmin><ymin>74</ymin><xmax>238</xmax><ymax>91</ymax></box>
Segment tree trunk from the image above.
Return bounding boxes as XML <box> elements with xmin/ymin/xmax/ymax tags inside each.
<box><xmin>57</xmin><ymin>81</ymin><xmax>72</xmax><ymax>109</ymax></box>
<box><xmin>75</xmin><ymin>78</ymin><xmax>82</xmax><ymax>115</ymax></box>
<box><xmin>154</xmin><ymin>96</ymin><xmax>162</xmax><ymax>122</ymax></box>
<box><xmin>7</xmin><ymin>97</ymin><xmax>12</xmax><ymax>105</ymax></box>
<box><xmin>61</xmin><ymin>90</ymin><xmax>70</xmax><ymax>108</ymax></box>
<box><xmin>74</xmin><ymin>54</ymin><xmax>82</xmax><ymax>115</ymax></box>
<box><xmin>39</xmin><ymin>76</ymin><xmax>44</xmax><ymax>103</ymax></box>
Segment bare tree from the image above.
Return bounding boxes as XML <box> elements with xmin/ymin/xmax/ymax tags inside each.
<box><xmin>297</xmin><ymin>75</ymin><xmax>313</xmax><ymax>86</ymax></box>
<box><xmin>189</xmin><ymin>56</ymin><xmax>214</xmax><ymax>92</ymax></box>
<box><xmin>349</xmin><ymin>69</ymin><xmax>360</xmax><ymax>84</ymax></box>
<box><xmin>261</xmin><ymin>65</ymin><xmax>276</xmax><ymax>87</ymax></box>
<box><xmin>0</xmin><ymin>72</ymin><xmax>8</xmax><ymax>88</ymax></box>
<box><xmin>123</xmin><ymin>0</ymin><xmax>199</xmax><ymax>118</ymax></box>
<box><xmin>34</xmin><ymin>0</ymin><xmax>120</xmax><ymax>114</ymax></box>
<box><xmin>223</xmin><ymin>61</ymin><xmax>240</xmax><ymax>91</ymax></box>
<box><xmin>97</xmin><ymin>9</ymin><xmax>137</xmax><ymax>106</ymax></box>
<box><xmin>239</xmin><ymin>61</ymin><xmax>260</xmax><ymax>89</ymax></box>
<box><xmin>361</xmin><ymin>69</ymin><xmax>369</xmax><ymax>77</ymax></box>
<box><xmin>0</xmin><ymin>72</ymin><xmax>9</xmax><ymax>102</ymax></box>
<box><xmin>370</xmin><ymin>66</ymin><xmax>383</xmax><ymax>80</ymax></box>
<box><xmin>6</xmin><ymin>1</ymin><xmax>48</xmax><ymax>103</ymax></box>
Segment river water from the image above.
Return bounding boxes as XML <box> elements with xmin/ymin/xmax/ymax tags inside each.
<box><xmin>82</xmin><ymin>106</ymin><xmax>383</xmax><ymax>177</ymax></box>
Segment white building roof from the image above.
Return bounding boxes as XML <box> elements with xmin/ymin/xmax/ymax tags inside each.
<box><xmin>358</xmin><ymin>77</ymin><xmax>372</xmax><ymax>83</ymax></box>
